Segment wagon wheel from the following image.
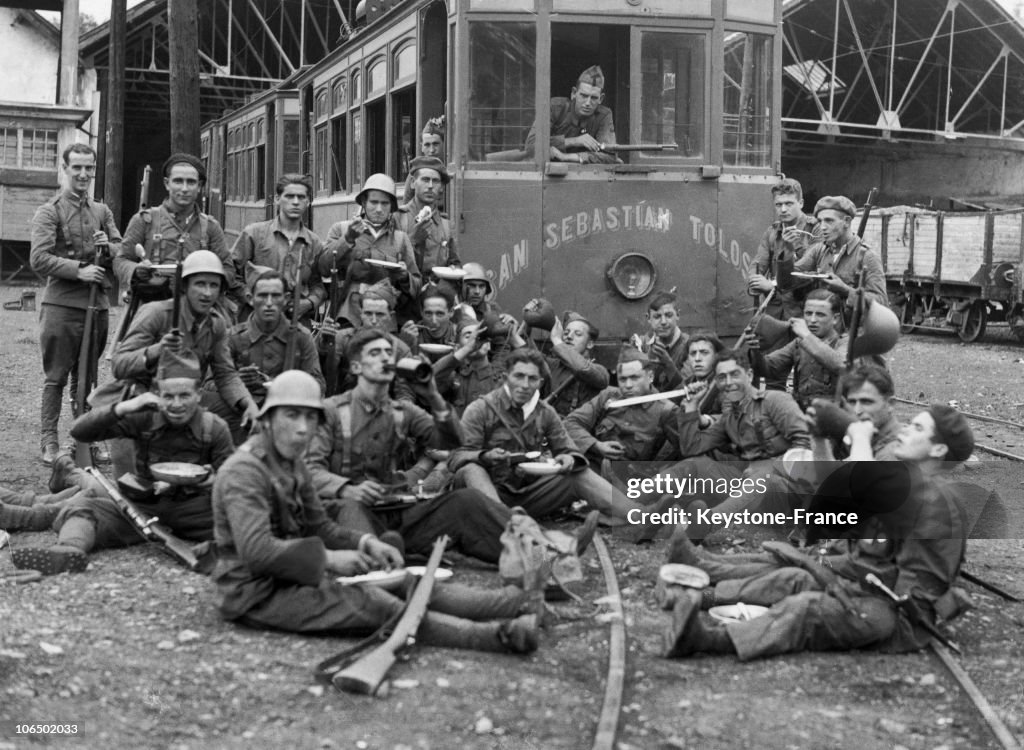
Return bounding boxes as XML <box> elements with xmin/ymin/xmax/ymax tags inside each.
<box><xmin>957</xmin><ymin>301</ymin><xmax>988</xmax><ymax>343</ymax></box>
<box><xmin>899</xmin><ymin>294</ymin><xmax>918</xmax><ymax>334</ymax></box>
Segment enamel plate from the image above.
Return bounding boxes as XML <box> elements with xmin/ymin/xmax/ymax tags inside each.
<box><xmin>404</xmin><ymin>567</ymin><xmax>454</xmax><ymax>581</ymax></box>
<box><xmin>432</xmin><ymin>266</ymin><xmax>466</xmax><ymax>281</ymax></box>
<box><xmin>517</xmin><ymin>461</ymin><xmax>563</xmax><ymax>477</ymax></box>
<box><xmin>708</xmin><ymin>603</ymin><xmax>769</xmax><ymax>623</ymax></box>
<box><xmin>365</xmin><ymin>258</ymin><xmax>404</xmax><ymax>269</ymax></box>
<box><xmin>336</xmin><ymin>569</ymin><xmax>408</xmax><ymax>588</ymax></box>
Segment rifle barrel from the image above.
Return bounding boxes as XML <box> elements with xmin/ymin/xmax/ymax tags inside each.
<box><xmin>600</xmin><ymin>143</ymin><xmax>677</xmax><ymax>152</ymax></box>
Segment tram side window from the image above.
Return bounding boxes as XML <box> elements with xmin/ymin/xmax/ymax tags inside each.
<box><xmin>331</xmin><ymin>115</ymin><xmax>347</xmax><ymax>192</ymax></box>
<box><xmin>315</xmin><ymin>125</ymin><xmax>329</xmax><ymax>193</ymax></box>
<box><xmin>722</xmin><ymin>32</ymin><xmax>773</xmax><ymax>167</ymax></box>
<box><xmin>640</xmin><ymin>32</ymin><xmax>704</xmax><ymax>158</ymax></box>
<box><xmin>468</xmin><ymin>22</ymin><xmax>536</xmax><ymax>163</ymax></box>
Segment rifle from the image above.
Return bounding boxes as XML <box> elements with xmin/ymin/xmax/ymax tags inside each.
<box><xmin>598</xmin><ymin>143</ymin><xmax>678</xmax><ymax>152</ymax></box>
<box><xmin>84</xmin><ymin>467</ymin><xmax>199</xmax><ymax>570</ymax></box>
<box><xmin>332</xmin><ymin>535</ymin><xmax>449</xmax><ymax>695</ymax></box>
<box><xmin>171</xmin><ymin>234</ymin><xmax>185</xmax><ymax>336</ymax></box>
<box><xmin>283</xmin><ymin>243</ymin><xmax>305</xmax><ymax>370</ymax></box>
<box><xmin>864</xmin><ymin>572</ymin><xmax>961</xmax><ymax>655</ymax></box>
<box><xmin>318</xmin><ymin>248</ymin><xmax>342</xmax><ymax>394</ymax></box>
<box><xmin>73</xmin><ymin>243</ymin><xmax>105</xmax><ymax>468</ymax></box>
<box><xmin>106</xmin><ymin>165</ymin><xmax>152</xmax><ymax>360</ymax></box>
<box><xmin>843</xmin><ymin>188</ymin><xmax>879</xmax><ymax>369</ymax></box>
<box><xmin>734</xmin><ymin>287</ymin><xmax>777</xmax><ymax>350</ymax></box>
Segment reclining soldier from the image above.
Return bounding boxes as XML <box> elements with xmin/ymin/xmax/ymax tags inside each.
<box><xmin>11</xmin><ymin>351</ymin><xmax>234</xmax><ymax>576</ymax></box>
<box><xmin>212</xmin><ymin>369</ymin><xmax>541</xmax><ymax>654</ymax></box>
<box><xmin>661</xmin><ymin>405</ymin><xmax>976</xmax><ymax>661</ymax></box>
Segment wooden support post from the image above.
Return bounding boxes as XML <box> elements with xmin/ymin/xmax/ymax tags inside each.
<box><xmin>104</xmin><ymin>0</ymin><xmax>127</xmax><ymax>225</ymax></box>
<box><xmin>59</xmin><ymin>0</ymin><xmax>80</xmax><ymax>106</ymax></box>
<box><xmin>168</xmin><ymin>0</ymin><xmax>202</xmax><ymax>155</ymax></box>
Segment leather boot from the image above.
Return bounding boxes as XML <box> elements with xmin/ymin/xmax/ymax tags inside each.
<box><xmin>574</xmin><ymin>510</ymin><xmax>600</xmax><ymax>556</ymax></box>
<box><xmin>418</xmin><ymin>611</ymin><xmax>538</xmax><ymax>654</ymax></box>
<box><xmin>11</xmin><ymin>545</ymin><xmax>88</xmax><ymax>575</ymax></box>
<box><xmin>0</xmin><ymin>501</ymin><xmax>61</xmax><ymax>532</ymax></box>
<box><xmin>666</xmin><ymin>523</ymin><xmax>702</xmax><ymax>565</ymax></box>
<box><xmin>48</xmin><ymin>454</ymin><xmax>76</xmax><ymax>493</ymax></box>
<box><xmin>428</xmin><ymin>582</ymin><xmax>526</xmax><ymax>620</ymax></box>
<box><xmin>663</xmin><ymin>589</ymin><xmax>733</xmax><ymax>657</ymax></box>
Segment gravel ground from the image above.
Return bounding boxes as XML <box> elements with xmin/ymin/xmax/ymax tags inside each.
<box><xmin>1</xmin><ymin>297</ymin><xmax>1022</xmax><ymax>750</ymax></box>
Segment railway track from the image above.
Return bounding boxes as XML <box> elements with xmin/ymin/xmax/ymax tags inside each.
<box><xmin>894</xmin><ymin>396</ymin><xmax>1024</xmax><ymax>463</ymax></box>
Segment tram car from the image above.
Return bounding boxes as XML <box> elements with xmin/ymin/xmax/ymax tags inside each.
<box><xmin>861</xmin><ymin>207</ymin><xmax>1024</xmax><ymax>343</ymax></box>
<box><xmin>203</xmin><ymin>0</ymin><xmax>784</xmax><ymax>360</ymax></box>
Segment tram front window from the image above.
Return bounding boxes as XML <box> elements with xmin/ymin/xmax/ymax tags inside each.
<box><xmin>640</xmin><ymin>32</ymin><xmax>704</xmax><ymax>158</ymax></box>
<box><xmin>468</xmin><ymin>22</ymin><xmax>536</xmax><ymax>163</ymax></box>
<box><xmin>722</xmin><ymin>31</ymin><xmax>773</xmax><ymax>167</ymax></box>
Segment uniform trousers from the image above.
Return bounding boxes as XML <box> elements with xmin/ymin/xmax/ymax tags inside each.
<box><xmin>39</xmin><ymin>303</ymin><xmax>109</xmax><ymax>449</ymax></box>
<box><xmin>54</xmin><ymin>491</ymin><xmax>213</xmax><ymax>549</ymax></box>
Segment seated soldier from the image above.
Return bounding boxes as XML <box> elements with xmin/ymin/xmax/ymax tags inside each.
<box><xmin>650</xmin><ymin>349</ymin><xmax>810</xmax><ymax>541</ymax></box>
<box><xmin>751</xmin><ymin>289</ymin><xmax>846</xmax><ymax>409</ymax></box>
<box><xmin>451</xmin><ymin>348</ymin><xmax>645</xmax><ymax>522</ymax></box>
<box><xmin>525</xmin><ymin>66</ymin><xmax>619</xmax><ymax>164</ymax></box>
<box><xmin>642</xmin><ymin>291</ymin><xmax>690</xmax><ymax>393</ymax></box>
<box><xmin>838</xmin><ymin>365</ymin><xmax>902</xmax><ymax>459</ymax></box>
<box><xmin>661</xmin><ymin>405</ymin><xmax>975</xmax><ymax>661</ymax></box>
<box><xmin>455</xmin><ymin>262</ymin><xmax>523</xmax><ymax>369</ymax></box>
<box><xmin>565</xmin><ymin>347</ymin><xmax>672</xmax><ymax>471</ymax></box>
<box><xmin>539</xmin><ymin>312</ymin><xmax>609</xmax><ymax>418</ymax></box>
<box><xmin>399</xmin><ymin>285</ymin><xmax>459</xmax><ymax>354</ymax></box>
<box><xmin>433</xmin><ymin>318</ymin><xmax>513</xmax><ymax>417</ymax></box>
<box><xmin>206</xmin><ymin>268</ymin><xmax>325</xmax><ymax>442</ymax></box>
<box><xmin>12</xmin><ymin>351</ymin><xmax>234</xmax><ymax>575</ymax></box>
<box><xmin>212</xmin><ymin>370</ymin><xmax>540</xmax><ymax>654</ymax></box>
<box><xmin>681</xmin><ymin>332</ymin><xmax>725</xmax><ymax>424</ymax></box>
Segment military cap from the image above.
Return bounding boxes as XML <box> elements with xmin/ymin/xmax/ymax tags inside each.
<box><xmin>162</xmin><ymin>152</ymin><xmax>207</xmax><ymax>183</ymax></box>
<box><xmin>408</xmin><ymin>156</ymin><xmax>450</xmax><ymax>184</ymax></box>
<box><xmin>813</xmin><ymin>195</ymin><xmax>857</xmax><ymax>218</ymax></box>
<box><xmin>245</xmin><ymin>262</ymin><xmax>277</xmax><ymax>295</ymax></box>
<box><xmin>926</xmin><ymin>405</ymin><xmax>975</xmax><ymax>463</ymax></box>
<box><xmin>564</xmin><ymin>311</ymin><xmax>599</xmax><ymax>341</ymax></box>
<box><xmin>422</xmin><ymin>116</ymin><xmax>446</xmax><ymax>137</ymax></box>
<box><xmin>156</xmin><ymin>349</ymin><xmax>201</xmax><ymax>382</ymax></box>
<box><xmin>577</xmin><ymin>65</ymin><xmax>605</xmax><ymax>89</ymax></box>
<box><xmin>362</xmin><ymin>279</ymin><xmax>397</xmax><ymax>310</ymax></box>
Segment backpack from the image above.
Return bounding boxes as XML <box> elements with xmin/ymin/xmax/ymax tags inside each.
<box><xmin>498</xmin><ymin>508</ymin><xmax>583</xmax><ymax>600</ymax></box>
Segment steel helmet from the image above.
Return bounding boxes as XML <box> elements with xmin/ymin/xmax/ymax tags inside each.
<box><xmin>356</xmin><ymin>173</ymin><xmax>398</xmax><ymax>211</ymax></box>
<box><xmin>181</xmin><ymin>250</ymin><xmax>226</xmax><ymax>281</ymax></box>
<box><xmin>258</xmin><ymin>370</ymin><xmax>325</xmax><ymax>418</ymax></box>
<box><xmin>461</xmin><ymin>262</ymin><xmax>493</xmax><ymax>295</ymax></box>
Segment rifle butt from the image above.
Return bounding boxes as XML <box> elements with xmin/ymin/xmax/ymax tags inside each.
<box><xmin>333</xmin><ymin>649</ymin><xmax>397</xmax><ymax>695</ymax></box>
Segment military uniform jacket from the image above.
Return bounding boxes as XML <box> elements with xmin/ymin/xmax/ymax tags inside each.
<box><xmin>308</xmin><ymin>389</ymin><xmax>462</xmax><ymax>499</ymax></box>
<box><xmin>525</xmin><ymin>98</ymin><xmax>618</xmax><ymax>164</ymax></box>
<box><xmin>751</xmin><ymin>214</ymin><xmax>820</xmax><ymax>319</ymax></box>
<box><xmin>70</xmin><ymin>402</ymin><xmax>233</xmax><ymax>501</ymax></box>
<box><xmin>432</xmin><ymin>352</ymin><xmax>504</xmax><ymax>415</ymax></box>
<box><xmin>760</xmin><ymin>330</ymin><xmax>847</xmax><ymax>409</ymax></box>
<box><xmin>30</xmin><ymin>189</ymin><xmax>123</xmax><ymax>310</ymax></box>
<box><xmin>112</xmin><ymin>298</ymin><xmax>249</xmax><ymax>409</ymax></box>
<box><xmin>322</xmin><ymin>217</ymin><xmax>421</xmax><ymax>325</ymax></box>
<box><xmin>115</xmin><ymin>201</ymin><xmax>235</xmax><ymax>295</ymax></box>
<box><xmin>333</xmin><ymin>329</ymin><xmax>414</xmax><ymax>402</ymax></box>
<box><xmin>650</xmin><ymin>329</ymin><xmax>691</xmax><ymax>392</ymax></box>
<box><xmin>544</xmin><ymin>343</ymin><xmax>610</xmax><ymax>417</ymax></box>
<box><xmin>393</xmin><ymin>199</ymin><xmax>460</xmax><ymax>274</ymax></box>
<box><xmin>565</xmin><ymin>387</ymin><xmax>673</xmax><ymax>461</ymax></box>
<box><xmin>794</xmin><ymin>235</ymin><xmax>888</xmax><ymax>310</ymax></box>
<box><xmin>670</xmin><ymin>387</ymin><xmax>810</xmax><ymax>461</ymax></box>
<box><xmin>230</xmin><ymin>217</ymin><xmax>326</xmax><ymax>315</ymax></box>
<box><xmin>451</xmin><ymin>386</ymin><xmax>586</xmax><ymax>490</ymax></box>
<box><xmin>212</xmin><ymin>432</ymin><xmax>365</xmax><ymax>619</ymax></box>
<box><xmin>226</xmin><ymin>314</ymin><xmax>325</xmax><ymax>400</ymax></box>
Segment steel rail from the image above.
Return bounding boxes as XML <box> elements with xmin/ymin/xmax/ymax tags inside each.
<box><xmin>893</xmin><ymin>397</ymin><xmax>1024</xmax><ymax>432</ymax></box>
<box><xmin>591</xmin><ymin>534</ymin><xmax>627</xmax><ymax>750</ymax></box>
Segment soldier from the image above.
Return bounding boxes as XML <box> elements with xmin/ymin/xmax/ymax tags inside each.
<box><xmin>208</xmin><ymin>269</ymin><xmax>325</xmax><ymax>441</ymax></box>
<box><xmin>541</xmin><ymin>312</ymin><xmax>609</xmax><ymax>418</ymax></box>
<box><xmin>10</xmin><ymin>351</ymin><xmax>234</xmax><ymax>576</ymax></box>
<box><xmin>681</xmin><ymin>333</ymin><xmax>724</xmax><ymax>422</ymax></box>
<box><xmin>230</xmin><ymin>173</ymin><xmax>325</xmax><ymax>326</ymax></box>
<box><xmin>747</xmin><ymin>177</ymin><xmax>820</xmax><ymax>321</ymax></box>
<box><xmin>451</xmin><ymin>348</ymin><xmax>645</xmax><ymax>522</ymax></box>
<box><xmin>399</xmin><ymin>285</ymin><xmax>459</xmax><ymax>354</ymax></box>
<box><xmin>838</xmin><ymin>365</ymin><xmax>902</xmax><ymax>460</ymax></box>
<box><xmin>393</xmin><ymin>156</ymin><xmax>459</xmax><ymax>277</ymax></box>
<box><xmin>432</xmin><ymin>318</ymin><xmax>512</xmax><ymax>416</ymax></box>
<box><xmin>643</xmin><ymin>291</ymin><xmax>690</xmax><ymax>392</ymax></box>
<box><xmin>114</xmin><ymin>153</ymin><xmax>237</xmax><ymax>312</ymax></box>
<box><xmin>321</xmin><ymin>174</ymin><xmax>420</xmax><ymax>327</ymax></box>
<box><xmin>751</xmin><ymin>289</ymin><xmax>847</xmax><ymax>409</ymax></box>
<box><xmin>457</xmin><ymin>261</ymin><xmax>522</xmax><ymax>368</ymax></box>
<box><xmin>661</xmin><ymin>406</ymin><xmax>974</xmax><ymax>661</ymax></box>
<box><xmin>791</xmin><ymin>195</ymin><xmax>888</xmax><ymax>323</ymax></box>
<box><xmin>29</xmin><ymin>142</ymin><xmax>122</xmax><ymax>465</ymax></box>
<box><xmin>565</xmin><ymin>347</ymin><xmax>672</xmax><ymax>468</ymax></box>
<box><xmin>526</xmin><ymin>65</ymin><xmax>619</xmax><ymax>164</ymax></box>
<box><xmin>402</xmin><ymin>117</ymin><xmax>446</xmax><ymax>203</ymax></box>
<box><xmin>213</xmin><ymin>369</ymin><xmax>540</xmax><ymax>654</ymax></box>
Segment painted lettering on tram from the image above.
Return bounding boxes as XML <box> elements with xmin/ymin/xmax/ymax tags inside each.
<box><xmin>689</xmin><ymin>215</ymin><xmax>753</xmax><ymax>276</ymax></box>
<box><xmin>544</xmin><ymin>205</ymin><xmax>672</xmax><ymax>250</ymax></box>
<box><xmin>496</xmin><ymin>239</ymin><xmax>529</xmax><ymax>290</ymax></box>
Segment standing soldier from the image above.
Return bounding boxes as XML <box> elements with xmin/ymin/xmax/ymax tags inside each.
<box><xmin>402</xmin><ymin>116</ymin><xmax>446</xmax><ymax>202</ymax></box>
<box><xmin>114</xmin><ymin>153</ymin><xmax>237</xmax><ymax>316</ymax></box>
<box><xmin>394</xmin><ymin>156</ymin><xmax>460</xmax><ymax>278</ymax></box>
<box><xmin>320</xmin><ymin>174</ymin><xmax>421</xmax><ymax>328</ymax></box>
<box><xmin>230</xmin><ymin>173</ymin><xmax>325</xmax><ymax>327</ymax></box>
<box><xmin>747</xmin><ymin>178</ymin><xmax>820</xmax><ymax>322</ymax></box>
<box><xmin>30</xmin><ymin>143</ymin><xmax>123</xmax><ymax>465</ymax></box>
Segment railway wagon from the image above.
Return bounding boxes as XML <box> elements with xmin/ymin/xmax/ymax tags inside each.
<box><xmin>860</xmin><ymin>207</ymin><xmax>1024</xmax><ymax>343</ymax></box>
<box><xmin>200</xmin><ymin>87</ymin><xmax>303</xmax><ymax>244</ymax></box>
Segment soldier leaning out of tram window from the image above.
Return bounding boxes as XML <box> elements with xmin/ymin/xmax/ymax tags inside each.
<box><xmin>525</xmin><ymin>65</ymin><xmax>620</xmax><ymax>165</ymax></box>
<box><xmin>402</xmin><ymin>116</ymin><xmax>446</xmax><ymax>203</ymax></box>
<box><xmin>533</xmin><ymin>311</ymin><xmax>609</xmax><ymax>418</ymax></box>
<box><xmin>643</xmin><ymin>291</ymin><xmax>691</xmax><ymax>393</ymax></box>
<box><xmin>749</xmin><ymin>289</ymin><xmax>847</xmax><ymax>411</ymax></box>
<box><xmin>394</xmin><ymin>157</ymin><xmax>459</xmax><ymax>280</ymax></box>
<box><xmin>230</xmin><ymin>173</ymin><xmax>326</xmax><ymax>328</ymax></box>
<box><xmin>320</xmin><ymin>174</ymin><xmax>421</xmax><ymax>328</ymax></box>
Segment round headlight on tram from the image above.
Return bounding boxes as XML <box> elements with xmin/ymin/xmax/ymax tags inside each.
<box><xmin>607</xmin><ymin>253</ymin><xmax>657</xmax><ymax>300</ymax></box>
